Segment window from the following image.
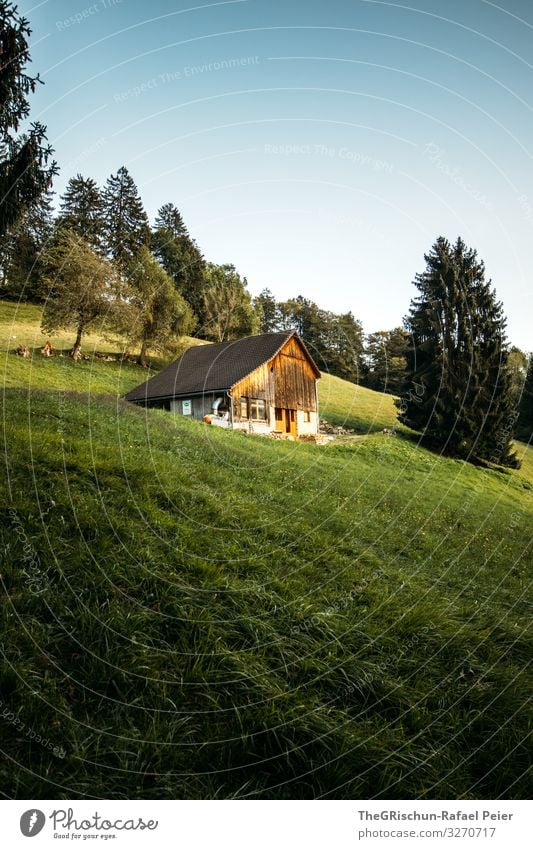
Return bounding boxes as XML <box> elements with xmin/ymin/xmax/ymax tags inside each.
<box><xmin>240</xmin><ymin>397</ymin><xmax>248</xmax><ymax>418</ymax></box>
<box><xmin>304</xmin><ymin>410</ymin><xmax>311</xmax><ymax>423</ymax></box>
<box><xmin>249</xmin><ymin>398</ymin><xmax>267</xmax><ymax>420</ymax></box>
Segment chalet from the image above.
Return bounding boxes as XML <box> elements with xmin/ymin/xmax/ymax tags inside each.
<box><xmin>124</xmin><ymin>331</ymin><xmax>321</xmax><ymax>439</ymax></box>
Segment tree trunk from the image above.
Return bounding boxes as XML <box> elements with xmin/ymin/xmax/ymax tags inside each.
<box><xmin>70</xmin><ymin>325</ymin><xmax>83</xmax><ymax>359</ymax></box>
<box><xmin>138</xmin><ymin>340</ymin><xmax>148</xmax><ymax>367</ymax></box>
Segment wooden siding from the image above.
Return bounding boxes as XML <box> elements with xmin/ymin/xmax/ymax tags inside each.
<box><xmin>270</xmin><ymin>336</ymin><xmax>317</xmax><ymax>411</ymax></box>
<box><xmin>231</xmin><ymin>336</ymin><xmax>318</xmax><ymax>422</ymax></box>
<box><xmin>232</xmin><ymin>362</ymin><xmax>274</xmax><ymax>421</ymax></box>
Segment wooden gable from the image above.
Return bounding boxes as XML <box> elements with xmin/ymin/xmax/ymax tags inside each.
<box><xmin>269</xmin><ymin>334</ymin><xmax>319</xmax><ymax>411</ymax></box>
<box><xmin>231</xmin><ymin>333</ymin><xmax>319</xmax><ymax>416</ymax></box>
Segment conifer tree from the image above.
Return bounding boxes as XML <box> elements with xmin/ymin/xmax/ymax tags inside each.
<box><xmin>0</xmin><ymin>1</ymin><xmax>57</xmax><ymax>237</ymax></box>
<box><xmin>151</xmin><ymin>203</ymin><xmax>205</xmax><ymax>316</ymax></box>
<box><xmin>154</xmin><ymin>202</ymin><xmax>188</xmax><ymax>239</ymax></box>
<box><xmin>102</xmin><ymin>166</ymin><xmax>150</xmax><ymax>266</ymax></box>
<box><xmin>397</xmin><ymin>236</ymin><xmax>518</xmax><ymax>466</ymax></box>
<box><xmin>57</xmin><ymin>174</ymin><xmax>105</xmax><ymax>250</ymax></box>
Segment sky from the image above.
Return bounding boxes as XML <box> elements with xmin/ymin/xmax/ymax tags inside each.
<box><xmin>18</xmin><ymin>0</ymin><xmax>533</xmax><ymax>349</ymax></box>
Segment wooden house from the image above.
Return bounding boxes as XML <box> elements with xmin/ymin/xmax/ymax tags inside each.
<box><xmin>124</xmin><ymin>331</ymin><xmax>321</xmax><ymax>439</ymax></box>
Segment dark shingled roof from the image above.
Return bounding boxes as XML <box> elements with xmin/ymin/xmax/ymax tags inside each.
<box><xmin>125</xmin><ymin>331</ymin><xmax>319</xmax><ymax>403</ymax></box>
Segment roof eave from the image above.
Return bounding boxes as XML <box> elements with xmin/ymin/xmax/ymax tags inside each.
<box><xmin>125</xmin><ymin>387</ymin><xmax>231</xmax><ymax>404</ymax></box>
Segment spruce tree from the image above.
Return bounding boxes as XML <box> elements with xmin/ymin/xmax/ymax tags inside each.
<box><xmin>102</xmin><ymin>166</ymin><xmax>150</xmax><ymax>266</ymax></box>
<box><xmin>0</xmin><ymin>1</ymin><xmax>57</xmax><ymax>237</ymax></box>
<box><xmin>57</xmin><ymin>174</ymin><xmax>105</xmax><ymax>250</ymax></box>
<box><xmin>397</xmin><ymin>236</ymin><xmax>518</xmax><ymax>466</ymax></box>
<box><xmin>154</xmin><ymin>202</ymin><xmax>188</xmax><ymax>239</ymax></box>
<box><xmin>151</xmin><ymin>202</ymin><xmax>205</xmax><ymax>317</ymax></box>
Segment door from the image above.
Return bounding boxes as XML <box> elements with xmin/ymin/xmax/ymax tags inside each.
<box><xmin>275</xmin><ymin>408</ymin><xmax>297</xmax><ymax>438</ymax></box>
<box><xmin>284</xmin><ymin>409</ymin><xmax>297</xmax><ymax>439</ymax></box>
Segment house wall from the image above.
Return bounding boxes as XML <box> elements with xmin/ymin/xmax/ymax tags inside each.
<box><xmin>270</xmin><ymin>336</ymin><xmax>318</xmax><ymax>412</ymax></box>
<box><xmin>231</xmin><ymin>362</ymin><xmax>275</xmax><ymax>427</ymax></box>
<box><xmin>296</xmin><ymin>410</ymin><xmax>319</xmax><ymax>435</ymax></box>
<box><xmin>231</xmin><ymin>336</ymin><xmax>319</xmax><ymax>435</ymax></box>
<box><xmin>169</xmin><ymin>393</ymin><xmax>225</xmax><ymax>420</ymax></box>
<box><xmin>147</xmin><ymin>337</ymin><xmax>319</xmax><ymax>437</ymax></box>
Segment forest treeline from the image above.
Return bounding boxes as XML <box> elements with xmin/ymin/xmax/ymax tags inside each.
<box><xmin>0</xmin><ymin>165</ymin><xmax>411</xmax><ymax>389</ymax></box>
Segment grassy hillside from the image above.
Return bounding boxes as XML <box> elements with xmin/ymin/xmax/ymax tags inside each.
<box><xmin>1</xmin><ymin>300</ymin><xmax>398</xmax><ymax>432</ymax></box>
<box><xmin>1</xmin><ymin>300</ymin><xmax>532</xmax><ymax>799</ymax></box>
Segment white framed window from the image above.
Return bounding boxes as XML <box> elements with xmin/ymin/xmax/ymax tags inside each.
<box><xmin>250</xmin><ymin>398</ymin><xmax>267</xmax><ymax>420</ymax></box>
<box><xmin>240</xmin><ymin>397</ymin><xmax>248</xmax><ymax>418</ymax></box>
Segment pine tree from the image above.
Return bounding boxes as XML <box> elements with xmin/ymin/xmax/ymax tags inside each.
<box><xmin>57</xmin><ymin>174</ymin><xmax>105</xmax><ymax>250</ymax></box>
<box><xmin>397</xmin><ymin>237</ymin><xmax>519</xmax><ymax>466</ymax></box>
<box><xmin>516</xmin><ymin>355</ymin><xmax>533</xmax><ymax>443</ymax></box>
<box><xmin>0</xmin><ymin>188</ymin><xmax>54</xmax><ymax>301</ymax></box>
<box><xmin>0</xmin><ymin>1</ymin><xmax>57</xmax><ymax>237</ymax></box>
<box><xmin>102</xmin><ymin>166</ymin><xmax>150</xmax><ymax>266</ymax></box>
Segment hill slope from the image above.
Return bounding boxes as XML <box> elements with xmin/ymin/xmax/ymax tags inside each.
<box><xmin>1</xmin><ymin>301</ymin><xmax>532</xmax><ymax>799</ymax></box>
<box><xmin>1</xmin><ymin>300</ymin><xmax>398</xmax><ymax>432</ymax></box>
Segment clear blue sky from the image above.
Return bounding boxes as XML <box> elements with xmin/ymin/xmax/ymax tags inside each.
<box><xmin>20</xmin><ymin>0</ymin><xmax>533</xmax><ymax>349</ymax></box>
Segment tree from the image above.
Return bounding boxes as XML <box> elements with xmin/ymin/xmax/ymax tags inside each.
<box><xmin>324</xmin><ymin>311</ymin><xmax>365</xmax><ymax>383</ymax></box>
<box><xmin>57</xmin><ymin>174</ymin><xmax>105</xmax><ymax>250</ymax></box>
<box><xmin>397</xmin><ymin>236</ymin><xmax>518</xmax><ymax>466</ymax></box>
<box><xmin>0</xmin><ymin>1</ymin><xmax>57</xmax><ymax>238</ymax></box>
<box><xmin>126</xmin><ymin>246</ymin><xmax>196</xmax><ymax>366</ymax></box>
<box><xmin>201</xmin><ymin>263</ymin><xmax>259</xmax><ymax>342</ymax></box>
<box><xmin>274</xmin><ymin>296</ymin><xmax>364</xmax><ymax>382</ymax></box>
<box><xmin>40</xmin><ymin>230</ymin><xmax>123</xmax><ymax>358</ymax></box>
<box><xmin>154</xmin><ymin>202</ymin><xmax>188</xmax><ymax>238</ymax></box>
<box><xmin>102</xmin><ymin>166</ymin><xmax>150</xmax><ymax>266</ymax></box>
<box><xmin>0</xmin><ymin>187</ymin><xmax>53</xmax><ymax>301</ymax></box>
<box><xmin>365</xmin><ymin>327</ymin><xmax>408</xmax><ymax>394</ymax></box>
<box><xmin>516</xmin><ymin>354</ymin><xmax>533</xmax><ymax>443</ymax></box>
<box><xmin>506</xmin><ymin>346</ymin><xmax>528</xmax><ymax>406</ymax></box>
<box><xmin>254</xmin><ymin>288</ymin><xmax>279</xmax><ymax>333</ymax></box>
<box><xmin>151</xmin><ymin>204</ymin><xmax>205</xmax><ymax>317</ymax></box>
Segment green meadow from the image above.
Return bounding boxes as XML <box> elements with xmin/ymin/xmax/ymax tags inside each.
<box><xmin>1</xmin><ymin>301</ymin><xmax>531</xmax><ymax>798</ymax></box>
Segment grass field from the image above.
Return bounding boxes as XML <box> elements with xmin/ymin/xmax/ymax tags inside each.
<box><xmin>1</xmin><ymin>300</ymin><xmax>532</xmax><ymax>799</ymax></box>
<box><xmin>0</xmin><ymin>300</ymin><xmax>398</xmax><ymax>432</ymax></box>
